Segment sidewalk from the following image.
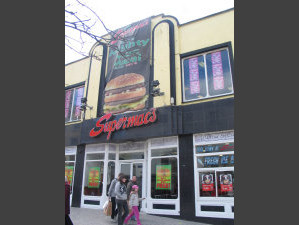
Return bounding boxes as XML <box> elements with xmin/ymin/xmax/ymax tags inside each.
<box><xmin>70</xmin><ymin>207</ymin><xmax>211</xmax><ymax>225</ymax></box>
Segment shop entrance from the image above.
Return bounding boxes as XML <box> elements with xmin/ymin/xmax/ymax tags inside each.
<box><xmin>120</xmin><ymin>162</ymin><xmax>145</xmax><ymax>209</ymax></box>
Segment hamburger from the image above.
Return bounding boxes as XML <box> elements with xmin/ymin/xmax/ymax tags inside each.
<box><xmin>103</xmin><ymin>73</ymin><xmax>148</xmax><ymax>114</ymax></box>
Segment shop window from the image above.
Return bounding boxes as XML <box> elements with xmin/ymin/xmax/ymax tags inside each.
<box><xmin>85</xmin><ymin>153</ymin><xmax>105</xmax><ymax>160</ymax></box>
<box><xmin>65</xmin><ymin>161</ymin><xmax>75</xmax><ymax>190</ymax></box>
<box><xmin>119</xmin><ymin>152</ymin><xmax>144</xmax><ymax>160</ymax></box>
<box><xmin>108</xmin><ymin>153</ymin><xmax>116</xmax><ymax>160</ymax></box>
<box><xmin>65</xmin><ymin>85</ymin><xmax>85</xmax><ymax>123</ymax></box>
<box><xmin>182</xmin><ymin>48</ymin><xmax>233</xmax><ymax>102</ymax></box>
<box><xmin>196</xmin><ymin>142</ymin><xmax>234</xmax><ymax>198</ymax></box>
<box><xmin>150</xmin><ymin>157</ymin><xmax>178</xmax><ymax>199</ymax></box>
<box><xmin>83</xmin><ymin>161</ymin><xmax>104</xmax><ymax>196</ymax></box>
<box><xmin>151</xmin><ymin>148</ymin><xmax>177</xmax><ymax>157</ymax></box>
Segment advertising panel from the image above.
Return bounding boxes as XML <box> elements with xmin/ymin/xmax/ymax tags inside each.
<box><xmin>201</xmin><ymin>174</ymin><xmax>214</xmax><ymax>191</ymax></box>
<box><xmin>101</xmin><ymin>18</ymin><xmax>151</xmax><ymax>115</ymax></box>
<box><xmin>88</xmin><ymin>167</ymin><xmax>100</xmax><ymax>188</ymax></box>
<box><xmin>156</xmin><ymin>165</ymin><xmax>171</xmax><ymax>190</ymax></box>
<box><xmin>65</xmin><ymin>166</ymin><xmax>74</xmax><ymax>185</ymax></box>
<box><xmin>220</xmin><ymin>174</ymin><xmax>233</xmax><ymax>192</ymax></box>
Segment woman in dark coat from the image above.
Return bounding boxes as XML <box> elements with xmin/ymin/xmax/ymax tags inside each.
<box><xmin>65</xmin><ymin>176</ymin><xmax>74</xmax><ymax>225</ymax></box>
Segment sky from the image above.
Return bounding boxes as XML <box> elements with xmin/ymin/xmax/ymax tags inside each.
<box><xmin>65</xmin><ymin>0</ymin><xmax>234</xmax><ymax>64</ymax></box>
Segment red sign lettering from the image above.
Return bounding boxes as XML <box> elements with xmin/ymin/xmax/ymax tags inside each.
<box><xmin>89</xmin><ymin>108</ymin><xmax>157</xmax><ymax>140</ymax></box>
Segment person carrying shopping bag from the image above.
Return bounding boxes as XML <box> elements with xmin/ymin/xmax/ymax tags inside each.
<box><xmin>108</xmin><ymin>173</ymin><xmax>124</xmax><ymax>222</ymax></box>
<box><xmin>124</xmin><ymin>185</ymin><xmax>145</xmax><ymax>225</ymax></box>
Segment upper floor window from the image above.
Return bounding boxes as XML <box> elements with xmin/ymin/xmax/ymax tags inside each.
<box><xmin>182</xmin><ymin>48</ymin><xmax>233</xmax><ymax>102</ymax></box>
<box><xmin>65</xmin><ymin>85</ymin><xmax>85</xmax><ymax>123</ymax></box>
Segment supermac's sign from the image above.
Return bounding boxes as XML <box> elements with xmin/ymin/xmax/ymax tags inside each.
<box><xmin>89</xmin><ymin>108</ymin><xmax>157</xmax><ymax>140</ymax></box>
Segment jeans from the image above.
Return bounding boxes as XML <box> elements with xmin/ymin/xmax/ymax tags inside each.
<box><xmin>116</xmin><ymin>199</ymin><xmax>129</xmax><ymax>225</ymax></box>
<box><xmin>111</xmin><ymin>197</ymin><xmax>118</xmax><ymax>219</ymax></box>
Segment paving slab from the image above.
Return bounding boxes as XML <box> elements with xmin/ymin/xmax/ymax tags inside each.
<box><xmin>70</xmin><ymin>207</ymin><xmax>211</xmax><ymax>225</ymax></box>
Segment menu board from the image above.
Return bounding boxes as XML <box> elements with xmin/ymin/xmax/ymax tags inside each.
<box><xmin>65</xmin><ymin>166</ymin><xmax>74</xmax><ymax>185</ymax></box>
<box><xmin>156</xmin><ymin>165</ymin><xmax>171</xmax><ymax>190</ymax></box>
<box><xmin>211</xmin><ymin>51</ymin><xmax>224</xmax><ymax>90</ymax></box>
<box><xmin>201</xmin><ymin>174</ymin><xmax>214</xmax><ymax>191</ymax></box>
<box><xmin>88</xmin><ymin>167</ymin><xmax>100</xmax><ymax>188</ymax></box>
<box><xmin>220</xmin><ymin>174</ymin><xmax>233</xmax><ymax>192</ymax></box>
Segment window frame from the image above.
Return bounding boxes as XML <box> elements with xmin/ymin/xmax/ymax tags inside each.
<box><xmin>180</xmin><ymin>42</ymin><xmax>234</xmax><ymax>103</ymax></box>
<box><xmin>193</xmin><ymin>133</ymin><xmax>234</xmax><ymax>201</ymax></box>
<box><xmin>65</xmin><ymin>83</ymin><xmax>85</xmax><ymax>123</ymax></box>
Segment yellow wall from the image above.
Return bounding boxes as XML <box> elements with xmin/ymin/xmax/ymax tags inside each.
<box><xmin>177</xmin><ymin>10</ymin><xmax>234</xmax><ymax>106</ymax></box>
<box><xmin>65</xmin><ymin>57</ymin><xmax>89</xmax><ymax>87</ymax></box>
<box><xmin>84</xmin><ymin>45</ymin><xmax>104</xmax><ymax>120</ymax></box>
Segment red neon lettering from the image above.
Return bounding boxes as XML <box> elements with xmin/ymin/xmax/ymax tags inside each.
<box><xmin>116</xmin><ymin>118</ymin><xmax>124</xmax><ymax>130</ymax></box>
<box><xmin>144</xmin><ymin>112</ymin><xmax>151</xmax><ymax>124</ymax></box>
<box><xmin>107</xmin><ymin>121</ymin><xmax>117</xmax><ymax>140</ymax></box>
<box><xmin>127</xmin><ymin>115</ymin><xmax>138</xmax><ymax>128</ymax></box>
<box><xmin>136</xmin><ymin>114</ymin><xmax>144</xmax><ymax>126</ymax></box>
<box><xmin>149</xmin><ymin>108</ymin><xmax>157</xmax><ymax>122</ymax></box>
<box><xmin>89</xmin><ymin>113</ymin><xmax>112</xmax><ymax>137</ymax></box>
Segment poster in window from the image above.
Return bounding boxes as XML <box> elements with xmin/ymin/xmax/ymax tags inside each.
<box><xmin>88</xmin><ymin>167</ymin><xmax>100</xmax><ymax>188</ymax></box>
<box><xmin>189</xmin><ymin>57</ymin><xmax>200</xmax><ymax>94</ymax></box>
<box><xmin>202</xmin><ymin>174</ymin><xmax>214</xmax><ymax>191</ymax></box>
<box><xmin>74</xmin><ymin>87</ymin><xmax>84</xmax><ymax>118</ymax></box>
<box><xmin>211</xmin><ymin>51</ymin><xmax>224</xmax><ymax>90</ymax></box>
<box><xmin>65</xmin><ymin>90</ymin><xmax>72</xmax><ymax>120</ymax></box>
<box><xmin>100</xmin><ymin>18</ymin><xmax>151</xmax><ymax>115</ymax></box>
<box><xmin>156</xmin><ymin>165</ymin><xmax>171</xmax><ymax>190</ymax></box>
<box><xmin>220</xmin><ymin>174</ymin><xmax>233</xmax><ymax>192</ymax></box>
<box><xmin>65</xmin><ymin>166</ymin><xmax>74</xmax><ymax>185</ymax></box>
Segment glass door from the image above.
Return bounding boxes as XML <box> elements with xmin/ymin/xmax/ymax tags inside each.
<box><xmin>120</xmin><ymin>162</ymin><xmax>145</xmax><ymax>209</ymax></box>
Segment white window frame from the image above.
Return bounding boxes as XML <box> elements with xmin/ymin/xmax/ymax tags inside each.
<box><xmin>65</xmin><ymin>146</ymin><xmax>76</xmax><ymax>205</ymax></box>
<box><xmin>81</xmin><ymin>144</ymin><xmax>106</xmax><ymax>209</ymax></box>
<box><xmin>118</xmin><ymin>143</ymin><xmax>147</xmax><ymax>211</ymax></box>
<box><xmin>65</xmin><ymin>85</ymin><xmax>85</xmax><ymax>123</ymax></box>
<box><xmin>147</xmin><ymin>136</ymin><xmax>180</xmax><ymax>216</ymax></box>
<box><xmin>181</xmin><ymin>47</ymin><xmax>234</xmax><ymax>102</ymax></box>
<box><xmin>193</xmin><ymin>131</ymin><xmax>234</xmax><ymax>219</ymax></box>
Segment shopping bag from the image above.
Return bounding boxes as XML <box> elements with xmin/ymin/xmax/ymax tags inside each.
<box><xmin>103</xmin><ymin>200</ymin><xmax>112</xmax><ymax>216</ymax></box>
<box><xmin>106</xmin><ymin>201</ymin><xmax>112</xmax><ymax>216</ymax></box>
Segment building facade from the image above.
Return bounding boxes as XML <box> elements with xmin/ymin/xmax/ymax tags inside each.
<box><xmin>65</xmin><ymin>8</ymin><xmax>234</xmax><ymax>225</ymax></box>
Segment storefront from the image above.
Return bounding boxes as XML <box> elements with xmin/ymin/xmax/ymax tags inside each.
<box><xmin>65</xmin><ymin>9</ymin><xmax>234</xmax><ymax>225</ymax></box>
<box><xmin>193</xmin><ymin>130</ymin><xmax>234</xmax><ymax>219</ymax></box>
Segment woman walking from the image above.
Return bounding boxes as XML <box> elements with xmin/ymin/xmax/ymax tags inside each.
<box><xmin>115</xmin><ymin>174</ymin><xmax>129</xmax><ymax>225</ymax></box>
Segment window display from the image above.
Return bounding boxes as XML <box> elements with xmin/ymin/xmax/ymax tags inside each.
<box><xmin>195</xmin><ymin>141</ymin><xmax>234</xmax><ymax>198</ymax></box>
<box><xmin>151</xmin><ymin>157</ymin><xmax>178</xmax><ymax>199</ymax></box>
<box><xmin>83</xmin><ymin>161</ymin><xmax>104</xmax><ymax>196</ymax></box>
<box><xmin>65</xmin><ymin>85</ymin><xmax>85</xmax><ymax>123</ymax></box>
<box><xmin>182</xmin><ymin>48</ymin><xmax>233</xmax><ymax>102</ymax></box>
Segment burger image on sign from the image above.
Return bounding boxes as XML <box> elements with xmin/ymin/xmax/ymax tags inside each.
<box><xmin>103</xmin><ymin>73</ymin><xmax>148</xmax><ymax>114</ymax></box>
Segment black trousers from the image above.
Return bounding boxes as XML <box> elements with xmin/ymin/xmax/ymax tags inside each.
<box><xmin>111</xmin><ymin>197</ymin><xmax>118</xmax><ymax>219</ymax></box>
<box><xmin>65</xmin><ymin>214</ymin><xmax>73</xmax><ymax>225</ymax></box>
<box><xmin>116</xmin><ymin>199</ymin><xmax>129</xmax><ymax>225</ymax></box>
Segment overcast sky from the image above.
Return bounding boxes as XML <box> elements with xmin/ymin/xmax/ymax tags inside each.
<box><xmin>65</xmin><ymin>0</ymin><xmax>234</xmax><ymax>64</ymax></box>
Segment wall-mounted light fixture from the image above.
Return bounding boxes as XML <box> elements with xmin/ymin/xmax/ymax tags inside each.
<box><xmin>80</xmin><ymin>97</ymin><xmax>93</xmax><ymax>111</ymax></box>
<box><xmin>151</xmin><ymin>80</ymin><xmax>164</xmax><ymax>97</ymax></box>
